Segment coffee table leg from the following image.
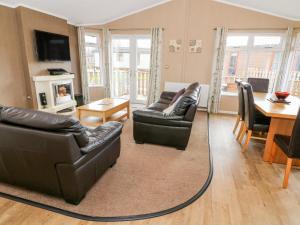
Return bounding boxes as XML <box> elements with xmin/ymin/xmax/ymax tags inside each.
<box><xmin>102</xmin><ymin>112</ymin><xmax>107</xmax><ymax>123</ymax></box>
<box><xmin>127</xmin><ymin>104</ymin><xmax>130</xmax><ymax>119</ymax></box>
<box><xmin>77</xmin><ymin>109</ymin><xmax>81</xmax><ymax>120</ymax></box>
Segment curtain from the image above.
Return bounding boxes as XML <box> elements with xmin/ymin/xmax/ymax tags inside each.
<box><xmin>103</xmin><ymin>28</ymin><xmax>112</xmax><ymax>98</ymax></box>
<box><xmin>77</xmin><ymin>27</ymin><xmax>90</xmax><ymax>104</ymax></box>
<box><xmin>208</xmin><ymin>27</ymin><xmax>228</xmax><ymax>113</ymax></box>
<box><xmin>146</xmin><ymin>27</ymin><xmax>164</xmax><ymax>106</ymax></box>
<box><xmin>274</xmin><ymin>27</ymin><xmax>294</xmax><ymax>91</ymax></box>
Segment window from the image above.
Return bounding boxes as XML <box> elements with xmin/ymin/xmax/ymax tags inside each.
<box><xmin>286</xmin><ymin>33</ymin><xmax>300</xmax><ymax>96</ymax></box>
<box><xmin>85</xmin><ymin>33</ymin><xmax>103</xmax><ymax>86</ymax></box>
<box><xmin>136</xmin><ymin>38</ymin><xmax>151</xmax><ymax>69</ymax></box>
<box><xmin>221</xmin><ymin>32</ymin><xmax>285</xmax><ymax>94</ymax></box>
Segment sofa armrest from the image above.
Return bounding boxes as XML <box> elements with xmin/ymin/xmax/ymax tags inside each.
<box><xmin>80</xmin><ymin>121</ymin><xmax>123</xmax><ymax>154</ymax></box>
<box><xmin>133</xmin><ymin>109</ymin><xmax>192</xmax><ymax>127</ymax></box>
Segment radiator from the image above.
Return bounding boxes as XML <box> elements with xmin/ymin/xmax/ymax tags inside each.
<box><xmin>164</xmin><ymin>82</ymin><xmax>209</xmax><ymax>108</ymax></box>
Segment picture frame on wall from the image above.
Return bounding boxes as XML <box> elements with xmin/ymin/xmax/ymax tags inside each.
<box><xmin>189</xmin><ymin>40</ymin><xmax>202</xmax><ymax>53</ymax></box>
<box><xmin>169</xmin><ymin>39</ymin><xmax>182</xmax><ymax>52</ymax></box>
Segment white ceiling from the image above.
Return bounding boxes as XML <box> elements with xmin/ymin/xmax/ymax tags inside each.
<box><xmin>1</xmin><ymin>0</ymin><xmax>299</xmax><ymax>25</ymax></box>
<box><xmin>0</xmin><ymin>0</ymin><xmax>170</xmax><ymax>25</ymax></box>
<box><xmin>215</xmin><ymin>0</ymin><xmax>300</xmax><ymax>21</ymax></box>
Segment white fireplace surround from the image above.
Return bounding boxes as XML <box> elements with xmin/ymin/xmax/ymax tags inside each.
<box><xmin>32</xmin><ymin>74</ymin><xmax>77</xmax><ymax>114</ymax></box>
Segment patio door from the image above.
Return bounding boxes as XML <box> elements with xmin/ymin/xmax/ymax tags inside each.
<box><xmin>111</xmin><ymin>35</ymin><xmax>151</xmax><ymax>104</ymax></box>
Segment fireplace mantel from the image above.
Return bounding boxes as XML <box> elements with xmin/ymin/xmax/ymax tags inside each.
<box><xmin>32</xmin><ymin>74</ymin><xmax>75</xmax><ymax>82</ymax></box>
<box><xmin>32</xmin><ymin>74</ymin><xmax>77</xmax><ymax>115</ymax></box>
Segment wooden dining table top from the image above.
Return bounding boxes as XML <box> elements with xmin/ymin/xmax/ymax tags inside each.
<box><xmin>254</xmin><ymin>92</ymin><xmax>300</xmax><ymax>120</ymax></box>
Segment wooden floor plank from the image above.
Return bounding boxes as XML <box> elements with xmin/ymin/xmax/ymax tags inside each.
<box><xmin>0</xmin><ymin>114</ymin><xmax>299</xmax><ymax>225</ymax></box>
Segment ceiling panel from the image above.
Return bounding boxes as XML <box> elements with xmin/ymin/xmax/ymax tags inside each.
<box><xmin>0</xmin><ymin>0</ymin><xmax>170</xmax><ymax>25</ymax></box>
<box><xmin>215</xmin><ymin>0</ymin><xmax>300</xmax><ymax>21</ymax></box>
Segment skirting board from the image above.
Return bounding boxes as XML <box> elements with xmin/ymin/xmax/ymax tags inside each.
<box><xmin>218</xmin><ymin>110</ymin><xmax>238</xmax><ymax>115</ymax></box>
<box><xmin>164</xmin><ymin>82</ymin><xmax>209</xmax><ymax>108</ymax></box>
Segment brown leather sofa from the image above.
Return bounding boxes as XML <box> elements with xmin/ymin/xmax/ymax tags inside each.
<box><xmin>0</xmin><ymin>106</ymin><xmax>122</xmax><ymax>204</ymax></box>
<box><xmin>133</xmin><ymin>82</ymin><xmax>201</xmax><ymax>150</ymax></box>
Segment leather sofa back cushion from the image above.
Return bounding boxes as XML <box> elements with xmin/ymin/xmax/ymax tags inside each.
<box><xmin>173</xmin><ymin>82</ymin><xmax>200</xmax><ymax>116</ymax></box>
<box><xmin>0</xmin><ymin>107</ymin><xmax>89</xmax><ymax>147</ymax></box>
<box><xmin>170</xmin><ymin>88</ymin><xmax>185</xmax><ymax>105</ymax></box>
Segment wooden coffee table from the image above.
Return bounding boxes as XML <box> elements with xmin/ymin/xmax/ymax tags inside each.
<box><xmin>77</xmin><ymin>98</ymin><xmax>130</xmax><ymax>126</ymax></box>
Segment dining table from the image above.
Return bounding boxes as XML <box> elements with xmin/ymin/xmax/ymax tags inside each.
<box><xmin>254</xmin><ymin>92</ymin><xmax>300</xmax><ymax>165</ymax></box>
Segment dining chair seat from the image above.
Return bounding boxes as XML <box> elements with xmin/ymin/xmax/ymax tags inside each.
<box><xmin>253</xmin><ymin>124</ymin><xmax>269</xmax><ymax>133</ymax></box>
<box><xmin>270</xmin><ymin>108</ymin><xmax>300</xmax><ymax>188</ymax></box>
<box><xmin>255</xmin><ymin>110</ymin><xmax>271</xmax><ymax>124</ymax></box>
<box><xmin>238</xmin><ymin>82</ymin><xmax>270</xmax><ymax>152</ymax></box>
<box><xmin>274</xmin><ymin>135</ymin><xmax>291</xmax><ymax>156</ymax></box>
<box><xmin>233</xmin><ymin>79</ymin><xmax>245</xmax><ymax>136</ymax></box>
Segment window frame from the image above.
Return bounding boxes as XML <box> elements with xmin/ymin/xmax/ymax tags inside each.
<box><xmin>221</xmin><ymin>31</ymin><xmax>286</xmax><ymax>95</ymax></box>
<box><xmin>85</xmin><ymin>32</ymin><xmax>104</xmax><ymax>87</ymax></box>
<box><xmin>284</xmin><ymin>32</ymin><xmax>300</xmax><ymax>95</ymax></box>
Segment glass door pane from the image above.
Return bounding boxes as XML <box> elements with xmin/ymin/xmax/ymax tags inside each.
<box><xmin>111</xmin><ymin>38</ymin><xmax>130</xmax><ymax>98</ymax></box>
<box><xmin>135</xmin><ymin>38</ymin><xmax>151</xmax><ymax>103</ymax></box>
<box><xmin>111</xmin><ymin>35</ymin><xmax>151</xmax><ymax>104</ymax></box>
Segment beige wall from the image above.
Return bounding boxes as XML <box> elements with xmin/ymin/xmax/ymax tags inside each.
<box><xmin>0</xmin><ymin>6</ymin><xmax>28</xmax><ymax>107</ymax></box>
<box><xmin>16</xmin><ymin>6</ymin><xmax>81</xmax><ymax>108</ymax></box>
<box><xmin>89</xmin><ymin>0</ymin><xmax>300</xmax><ymax>112</ymax></box>
<box><xmin>0</xmin><ymin>5</ymin><xmax>81</xmax><ymax>108</ymax></box>
<box><xmin>89</xmin><ymin>86</ymin><xmax>106</xmax><ymax>102</ymax></box>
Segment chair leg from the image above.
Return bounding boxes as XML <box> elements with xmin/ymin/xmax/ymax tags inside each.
<box><xmin>238</xmin><ymin>124</ymin><xmax>246</xmax><ymax>144</ymax></box>
<box><xmin>236</xmin><ymin>121</ymin><xmax>245</xmax><ymax>140</ymax></box>
<box><xmin>233</xmin><ymin>115</ymin><xmax>240</xmax><ymax>134</ymax></box>
<box><xmin>242</xmin><ymin>130</ymin><xmax>252</xmax><ymax>152</ymax></box>
<box><xmin>269</xmin><ymin>142</ymin><xmax>278</xmax><ymax>164</ymax></box>
<box><xmin>283</xmin><ymin>158</ymin><xmax>293</xmax><ymax>188</ymax></box>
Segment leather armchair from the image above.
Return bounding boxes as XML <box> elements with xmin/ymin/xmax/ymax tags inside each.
<box><xmin>0</xmin><ymin>106</ymin><xmax>123</xmax><ymax>204</ymax></box>
<box><xmin>133</xmin><ymin>82</ymin><xmax>201</xmax><ymax>150</ymax></box>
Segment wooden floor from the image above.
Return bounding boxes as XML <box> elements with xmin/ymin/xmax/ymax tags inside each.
<box><xmin>0</xmin><ymin>114</ymin><xmax>300</xmax><ymax>225</ymax></box>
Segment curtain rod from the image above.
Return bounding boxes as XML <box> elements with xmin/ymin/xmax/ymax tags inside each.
<box><xmin>84</xmin><ymin>27</ymin><xmax>103</xmax><ymax>31</ymax></box>
<box><xmin>213</xmin><ymin>27</ymin><xmax>296</xmax><ymax>31</ymax></box>
<box><xmin>83</xmin><ymin>27</ymin><xmax>165</xmax><ymax>31</ymax></box>
<box><xmin>109</xmin><ymin>28</ymin><xmax>165</xmax><ymax>31</ymax></box>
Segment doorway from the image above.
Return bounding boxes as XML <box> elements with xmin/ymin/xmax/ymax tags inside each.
<box><xmin>111</xmin><ymin>35</ymin><xmax>151</xmax><ymax>104</ymax></box>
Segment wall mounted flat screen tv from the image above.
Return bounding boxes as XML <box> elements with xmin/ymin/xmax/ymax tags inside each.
<box><xmin>35</xmin><ymin>30</ymin><xmax>71</xmax><ymax>61</ymax></box>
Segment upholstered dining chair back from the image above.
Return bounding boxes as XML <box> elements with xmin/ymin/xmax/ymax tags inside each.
<box><xmin>236</xmin><ymin>79</ymin><xmax>245</xmax><ymax>120</ymax></box>
<box><xmin>289</xmin><ymin>108</ymin><xmax>300</xmax><ymax>158</ymax></box>
<box><xmin>242</xmin><ymin>82</ymin><xmax>255</xmax><ymax>130</ymax></box>
<box><xmin>247</xmin><ymin>78</ymin><xmax>269</xmax><ymax>93</ymax></box>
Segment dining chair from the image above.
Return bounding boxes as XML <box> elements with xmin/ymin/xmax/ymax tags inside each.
<box><xmin>247</xmin><ymin>78</ymin><xmax>269</xmax><ymax>93</ymax></box>
<box><xmin>233</xmin><ymin>79</ymin><xmax>245</xmax><ymax>137</ymax></box>
<box><xmin>238</xmin><ymin>82</ymin><xmax>270</xmax><ymax>152</ymax></box>
<box><xmin>270</xmin><ymin>108</ymin><xmax>300</xmax><ymax>188</ymax></box>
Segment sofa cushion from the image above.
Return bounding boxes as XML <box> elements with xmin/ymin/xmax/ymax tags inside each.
<box><xmin>81</xmin><ymin>121</ymin><xmax>123</xmax><ymax>154</ymax></box>
<box><xmin>148</xmin><ymin>102</ymin><xmax>169</xmax><ymax>112</ymax></box>
<box><xmin>0</xmin><ymin>105</ymin><xmax>4</xmax><ymax>112</ymax></box>
<box><xmin>170</xmin><ymin>88</ymin><xmax>185</xmax><ymax>105</ymax></box>
<box><xmin>173</xmin><ymin>82</ymin><xmax>201</xmax><ymax>116</ymax></box>
<box><xmin>163</xmin><ymin>96</ymin><xmax>183</xmax><ymax>115</ymax></box>
<box><xmin>133</xmin><ymin>109</ymin><xmax>190</xmax><ymax>127</ymax></box>
<box><xmin>0</xmin><ymin>107</ymin><xmax>89</xmax><ymax>147</ymax></box>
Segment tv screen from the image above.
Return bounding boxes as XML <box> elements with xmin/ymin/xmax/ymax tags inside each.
<box><xmin>35</xmin><ymin>30</ymin><xmax>71</xmax><ymax>61</ymax></box>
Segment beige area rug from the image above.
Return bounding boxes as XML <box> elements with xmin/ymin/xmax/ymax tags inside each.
<box><xmin>0</xmin><ymin>112</ymin><xmax>211</xmax><ymax>221</ymax></box>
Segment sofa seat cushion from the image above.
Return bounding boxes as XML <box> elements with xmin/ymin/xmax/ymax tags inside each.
<box><xmin>0</xmin><ymin>106</ymin><xmax>89</xmax><ymax>147</ymax></box>
<box><xmin>133</xmin><ymin>109</ymin><xmax>192</xmax><ymax>127</ymax></box>
<box><xmin>148</xmin><ymin>102</ymin><xmax>169</xmax><ymax>112</ymax></box>
<box><xmin>81</xmin><ymin>121</ymin><xmax>123</xmax><ymax>154</ymax></box>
